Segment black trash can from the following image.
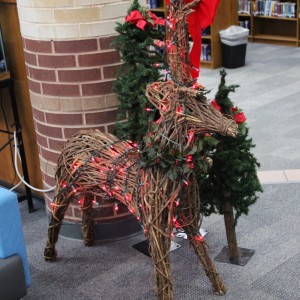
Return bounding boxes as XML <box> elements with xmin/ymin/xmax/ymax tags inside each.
<box><xmin>219</xmin><ymin>26</ymin><xmax>249</xmax><ymax>69</ymax></box>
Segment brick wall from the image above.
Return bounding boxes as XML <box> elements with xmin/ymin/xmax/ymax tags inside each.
<box><xmin>17</xmin><ymin>0</ymin><xmax>146</xmax><ymax>224</ymax></box>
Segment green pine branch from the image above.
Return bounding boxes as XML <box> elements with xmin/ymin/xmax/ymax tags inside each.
<box><xmin>111</xmin><ymin>0</ymin><xmax>164</xmax><ymax>142</ymax></box>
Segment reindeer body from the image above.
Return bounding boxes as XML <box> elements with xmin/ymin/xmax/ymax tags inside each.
<box><xmin>45</xmin><ymin>83</ymin><xmax>236</xmax><ymax>299</ymax></box>
<box><xmin>45</xmin><ymin>1</ymin><xmax>237</xmax><ymax>299</ymax></box>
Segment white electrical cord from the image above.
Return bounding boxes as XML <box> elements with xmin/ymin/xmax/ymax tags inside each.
<box><xmin>9</xmin><ymin>179</ymin><xmax>22</xmax><ymax>191</ymax></box>
<box><xmin>13</xmin><ymin>131</ymin><xmax>56</xmax><ymax>193</ymax></box>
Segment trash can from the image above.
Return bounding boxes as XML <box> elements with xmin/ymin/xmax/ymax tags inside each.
<box><xmin>219</xmin><ymin>26</ymin><xmax>249</xmax><ymax>69</ymax></box>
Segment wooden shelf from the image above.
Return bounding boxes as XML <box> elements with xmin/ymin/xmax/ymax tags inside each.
<box><xmin>0</xmin><ymin>0</ymin><xmax>16</xmax><ymax>3</ymax></box>
<box><xmin>252</xmin><ymin>34</ymin><xmax>297</xmax><ymax>42</ymax></box>
<box><xmin>150</xmin><ymin>7</ymin><xmax>166</xmax><ymax>12</ymax></box>
<box><xmin>238</xmin><ymin>13</ymin><xmax>251</xmax><ymax>17</ymax></box>
<box><xmin>200</xmin><ymin>60</ymin><xmax>213</xmax><ymax>68</ymax></box>
<box><xmin>239</xmin><ymin>0</ymin><xmax>300</xmax><ymax>47</ymax></box>
<box><xmin>253</xmin><ymin>16</ymin><xmax>297</xmax><ymax>22</ymax></box>
<box><xmin>202</xmin><ymin>35</ymin><xmax>212</xmax><ymax>40</ymax></box>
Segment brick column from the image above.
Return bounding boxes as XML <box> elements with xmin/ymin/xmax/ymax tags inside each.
<box><xmin>17</xmin><ymin>0</ymin><xmax>146</xmax><ymax>240</ymax></box>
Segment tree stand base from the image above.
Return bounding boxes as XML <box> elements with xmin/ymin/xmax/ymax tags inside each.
<box><xmin>214</xmin><ymin>246</ymin><xmax>254</xmax><ymax>266</ymax></box>
<box><xmin>132</xmin><ymin>240</ymin><xmax>181</xmax><ymax>257</ymax></box>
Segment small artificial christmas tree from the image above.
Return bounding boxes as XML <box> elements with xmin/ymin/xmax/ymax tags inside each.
<box><xmin>200</xmin><ymin>69</ymin><xmax>263</xmax><ymax>261</ymax></box>
<box><xmin>112</xmin><ymin>0</ymin><xmax>164</xmax><ymax>142</ymax></box>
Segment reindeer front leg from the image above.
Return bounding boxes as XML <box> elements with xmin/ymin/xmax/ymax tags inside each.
<box><xmin>186</xmin><ymin>230</ymin><xmax>226</xmax><ymax>295</ymax></box>
<box><xmin>44</xmin><ymin>192</ymin><xmax>72</xmax><ymax>261</ymax></box>
<box><xmin>182</xmin><ymin>177</ymin><xmax>226</xmax><ymax>295</ymax></box>
<box><xmin>148</xmin><ymin>207</ymin><xmax>173</xmax><ymax>300</ymax></box>
<box><xmin>142</xmin><ymin>170</ymin><xmax>174</xmax><ymax>300</ymax></box>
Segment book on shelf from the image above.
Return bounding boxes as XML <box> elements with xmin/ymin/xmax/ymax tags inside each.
<box><xmin>202</xmin><ymin>27</ymin><xmax>211</xmax><ymax>36</ymax></box>
<box><xmin>253</xmin><ymin>0</ymin><xmax>296</xmax><ymax>18</ymax></box>
<box><xmin>238</xmin><ymin>0</ymin><xmax>251</xmax><ymax>14</ymax></box>
<box><xmin>239</xmin><ymin>20</ymin><xmax>251</xmax><ymax>31</ymax></box>
<box><xmin>149</xmin><ymin>0</ymin><xmax>158</xmax><ymax>9</ymax></box>
<box><xmin>201</xmin><ymin>43</ymin><xmax>211</xmax><ymax>62</ymax></box>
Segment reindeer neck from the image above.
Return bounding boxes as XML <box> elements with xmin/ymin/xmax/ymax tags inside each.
<box><xmin>151</xmin><ymin>112</ymin><xmax>190</xmax><ymax>154</ymax></box>
<box><xmin>166</xmin><ymin>0</ymin><xmax>197</xmax><ymax>85</ymax></box>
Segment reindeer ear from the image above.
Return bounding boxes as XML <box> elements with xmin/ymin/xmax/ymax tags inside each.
<box><xmin>146</xmin><ymin>82</ymin><xmax>171</xmax><ymax>113</ymax></box>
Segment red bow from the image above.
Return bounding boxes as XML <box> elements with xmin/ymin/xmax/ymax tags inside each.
<box><xmin>125</xmin><ymin>10</ymin><xmax>165</xmax><ymax>30</ymax></box>
<box><xmin>166</xmin><ymin>0</ymin><xmax>220</xmax><ymax>78</ymax></box>
<box><xmin>212</xmin><ymin>102</ymin><xmax>247</xmax><ymax>124</ymax></box>
<box><xmin>233</xmin><ymin>112</ymin><xmax>246</xmax><ymax>124</ymax></box>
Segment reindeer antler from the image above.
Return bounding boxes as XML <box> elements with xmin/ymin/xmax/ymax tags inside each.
<box><xmin>182</xmin><ymin>0</ymin><xmax>201</xmax><ymax>12</ymax></box>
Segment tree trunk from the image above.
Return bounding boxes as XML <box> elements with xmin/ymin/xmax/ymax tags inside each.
<box><xmin>223</xmin><ymin>201</ymin><xmax>239</xmax><ymax>259</ymax></box>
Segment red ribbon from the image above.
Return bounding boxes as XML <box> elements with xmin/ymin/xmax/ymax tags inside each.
<box><xmin>212</xmin><ymin>101</ymin><xmax>247</xmax><ymax>124</ymax></box>
<box><xmin>125</xmin><ymin>10</ymin><xmax>165</xmax><ymax>30</ymax></box>
<box><xmin>166</xmin><ymin>0</ymin><xmax>220</xmax><ymax>78</ymax></box>
<box><xmin>233</xmin><ymin>111</ymin><xmax>246</xmax><ymax>124</ymax></box>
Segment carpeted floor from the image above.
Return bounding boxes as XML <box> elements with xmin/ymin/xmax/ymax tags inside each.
<box><xmin>18</xmin><ymin>42</ymin><xmax>300</xmax><ymax>299</ymax></box>
<box><xmin>20</xmin><ymin>183</ymin><xmax>300</xmax><ymax>300</ymax></box>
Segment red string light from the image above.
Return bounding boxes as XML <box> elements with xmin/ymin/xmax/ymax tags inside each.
<box><xmin>188</xmin><ymin>130</ymin><xmax>195</xmax><ymax>143</ymax></box>
<box><xmin>186</xmin><ymin>155</ymin><xmax>193</xmax><ymax>163</ymax></box>
<box><xmin>61</xmin><ymin>181</ymin><xmax>67</xmax><ymax>188</ymax></box>
<box><xmin>194</xmin><ymin>235</ymin><xmax>204</xmax><ymax>242</ymax></box>
<box><xmin>145</xmin><ymin>107</ymin><xmax>154</xmax><ymax>112</ymax></box>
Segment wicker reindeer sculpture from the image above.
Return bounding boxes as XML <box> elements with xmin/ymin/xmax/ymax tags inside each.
<box><xmin>45</xmin><ymin>1</ymin><xmax>237</xmax><ymax>299</ymax></box>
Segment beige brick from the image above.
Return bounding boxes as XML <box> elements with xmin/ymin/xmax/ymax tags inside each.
<box><xmin>39</xmin><ymin>157</ymin><xmax>57</xmax><ymax>177</ymax></box>
<box><xmin>54</xmin><ymin>7</ymin><xmax>100</xmax><ymax>23</ymax></box>
<box><xmin>20</xmin><ymin>22</ymin><xmax>39</xmax><ymax>40</ymax></box>
<box><xmin>18</xmin><ymin>7</ymin><xmax>53</xmax><ymax>23</ymax></box>
<box><xmin>30</xmin><ymin>0</ymin><xmax>74</xmax><ymax>8</ymax></box>
<box><xmin>75</xmin><ymin>0</ymin><xmax>119</xmax><ymax>5</ymax></box>
<box><xmin>46</xmin><ymin>161</ymin><xmax>57</xmax><ymax>177</ymax></box>
<box><xmin>82</xmin><ymin>96</ymin><xmax>106</xmax><ymax>110</ymax></box>
<box><xmin>101</xmin><ymin>2</ymin><xmax>131</xmax><ymax>20</ymax></box>
<box><xmin>105</xmin><ymin>93</ymin><xmax>119</xmax><ymax>108</ymax></box>
<box><xmin>30</xmin><ymin>91</ymin><xmax>44</xmax><ymax>109</ymax></box>
<box><xmin>39</xmin><ymin>157</ymin><xmax>47</xmax><ymax>173</ymax></box>
<box><xmin>17</xmin><ymin>0</ymin><xmax>32</xmax><ymax>7</ymax></box>
<box><xmin>61</xmin><ymin>98</ymin><xmax>83</xmax><ymax>112</ymax></box>
<box><xmin>42</xmin><ymin>96</ymin><xmax>62</xmax><ymax>111</ymax></box>
<box><xmin>79</xmin><ymin>19</ymin><xmax>122</xmax><ymax>38</ymax></box>
<box><xmin>38</xmin><ymin>24</ymin><xmax>79</xmax><ymax>39</ymax></box>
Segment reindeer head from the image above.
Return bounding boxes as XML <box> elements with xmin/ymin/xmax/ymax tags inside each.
<box><xmin>146</xmin><ymin>81</ymin><xmax>237</xmax><ymax>138</ymax></box>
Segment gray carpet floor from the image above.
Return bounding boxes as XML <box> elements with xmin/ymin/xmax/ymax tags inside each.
<box><xmin>20</xmin><ymin>42</ymin><xmax>300</xmax><ymax>299</ymax></box>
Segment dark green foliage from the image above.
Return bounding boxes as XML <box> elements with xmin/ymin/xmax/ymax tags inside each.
<box><xmin>112</xmin><ymin>0</ymin><xmax>164</xmax><ymax>142</ymax></box>
<box><xmin>200</xmin><ymin>70</ymin><xmax>263</xmax><ymax>225</ymax></box>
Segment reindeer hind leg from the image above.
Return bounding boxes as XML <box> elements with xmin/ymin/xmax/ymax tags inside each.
<box><xmin>44</xmin><ymin>192</ymin><xmax>72</xmax><ymax>261</ymax></box>
<box><xmin>81</xmin><ymin>194</ymin><xmax>95</xmax><ymax>247</ymax></box>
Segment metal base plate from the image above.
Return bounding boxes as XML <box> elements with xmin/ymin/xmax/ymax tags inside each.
<box><xmin>214</xmin><ymin>246</ymin><xmax>255</xmax><ymax>266</ymax></box>
<box><xmin>132</xmin><ymin>240</ymin><xmax>181</xmax><ymax>257</ymax></box>
<box><xmin>132</xmin><ymin>240</ymin><xmax>150</xmax><ymax>257</ymax></box>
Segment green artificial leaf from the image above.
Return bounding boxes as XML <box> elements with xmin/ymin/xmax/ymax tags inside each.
<box><xmin>188</xmin><ymin>146</ymin><xmax>198</xmax><ymax>155</ymax></box>
<box><xmin>166</xmin><ymin>169</ymin><xmax>178</xmax><ymax>181</ymax></box>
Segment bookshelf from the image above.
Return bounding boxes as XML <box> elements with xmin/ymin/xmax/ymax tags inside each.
<box><xmin>0</xmin><ymin>0</ymin><xmax>43</xmax><ymax>197</ymax></box>
<box><xmin>148</xmin><ymin>0</ymin><xmax>167</xmax><ymax>17</ymax></box>
<box><xmin>147</xmin><ymin>0</ymin><xmax>238</xmax><ymax>69</ymax></box>
<box><xmin>238</xmin><ymin>0</ymin><xmax>300</xmax><ymax>47</ymax></box>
